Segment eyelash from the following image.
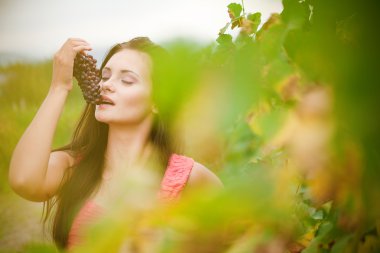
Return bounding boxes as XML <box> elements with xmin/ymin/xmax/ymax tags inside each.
<box><xmin>101</xmin><ymin>77</ymin><xmax>134</xmax><ymax>85</ymax></box>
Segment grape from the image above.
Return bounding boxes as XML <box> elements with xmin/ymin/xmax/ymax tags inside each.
<box><xmin>73</xmin><ymin>52</ymin><xmax>101</xmax><ymax>105</ymax></box>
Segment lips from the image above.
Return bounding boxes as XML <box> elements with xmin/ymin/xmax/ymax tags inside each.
<box><xmin>100</xmin><ymin>95</ymin><xmax>115</xmax><ymax>105</ymax></box>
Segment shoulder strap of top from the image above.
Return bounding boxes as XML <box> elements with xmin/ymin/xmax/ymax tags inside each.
<box><xmin>158</xmin><ymin>153</ymin><xmax>194</xmax><ymax>202</ymax></box>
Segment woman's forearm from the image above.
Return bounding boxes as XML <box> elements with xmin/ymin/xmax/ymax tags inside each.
<box><xmin>9</xmin><ymin>85</ymin><xmax>69</xmax><ymax>192</ymax></box>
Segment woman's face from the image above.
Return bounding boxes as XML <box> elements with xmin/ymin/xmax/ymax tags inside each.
<box><xmin>95</xmin><ymin>49</ymin><xmax>154</xmax><ymax>125</ymax></box>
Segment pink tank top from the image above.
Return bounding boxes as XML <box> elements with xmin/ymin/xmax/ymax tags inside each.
<box><xmin>66</xmin><ymin>153</ymin><xmax>194</xmax><ymax>250</ymax></box>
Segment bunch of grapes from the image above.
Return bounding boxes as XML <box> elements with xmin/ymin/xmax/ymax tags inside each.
<box><xmin>73</xmin><ymin>52</ymin><xmax>102</xmax><ymax>105</ymax></box>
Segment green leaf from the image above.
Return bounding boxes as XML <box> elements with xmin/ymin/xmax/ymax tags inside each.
<box><xmin>281</xmin><ymin>0</ymin><xmax>310</xmax><ymax>29</ymax></box>
<box><xmin>247</xmin><ymin>12</ymin><xmax>262</xmax><ymax>34</ymax></box>
<box><xmin>231</xmin><ymin>16</ymin><xmax>243</xmax><ymax>30</ymax></box>
<box><xmin>316</xmin><ymin>222</ymin><xmax>334</xmax><ymax>238</ymax></box>
<box><xmin>311</xmin><ymin>210</ymin><xmax>324</xmax><ymax>220</ymax></box>
<box><xmin>331</xmin><ymin>235</ymin><xmax>352</xmax><ymax>253</ymax></box>
<box><xmin>227</xmin><ymin>3</ymin><xmax>243</xmax><ymax>19</ymax></box>
<box><xmin>216</xmin><ymin>34</ymin><xmax>233</xmax><ymax>45</ymax></box>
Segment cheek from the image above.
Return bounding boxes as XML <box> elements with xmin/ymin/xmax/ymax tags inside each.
<box><xmin>119</xmin><ymin>87</ymin><xmax>152</xmax><ymax>115</ymax></box>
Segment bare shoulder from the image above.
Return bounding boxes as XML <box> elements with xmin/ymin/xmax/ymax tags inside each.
<box><xmin>50</xmin><ymin>150</ymin><xmax>76</xmax><ymax>169</ymax></box>
<box><xmin>187</xmin><ymin>161</ymin><xmax>224</xmax><ymax>190</ymax></box>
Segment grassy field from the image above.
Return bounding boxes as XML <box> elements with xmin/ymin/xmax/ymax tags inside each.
<box><xmin>0</xmin><ymin>60</ymin><xmax>86</xmax><ymax>252</ymax></box>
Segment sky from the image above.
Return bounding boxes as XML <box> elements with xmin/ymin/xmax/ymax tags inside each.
<box><xmin>0</xmin><ymin>0</ymin><xmax>283</xmax><ymax>64</ymax></box>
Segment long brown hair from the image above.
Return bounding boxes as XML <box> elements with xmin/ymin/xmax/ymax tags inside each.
<box><xmin>41</xmin><ymin>37</ymin><xmax>182</xmax><ymax>250</ymax></box>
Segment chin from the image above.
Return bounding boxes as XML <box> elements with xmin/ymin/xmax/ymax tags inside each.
<box><xmin>95</xmin><ymin>109</ymin><xmax>150</xmax><ymax>125</ymax></box>
<box><xmin>95</xmin><ymin>117</ymin><xmax>109</xmax><ymax>124</ymax></box>
<box><xmin>95</xmin><ymin>114</ymin><xmax>132</xmax><ymax>125</ymax></box>
<box><xmin>94</xmin><ymin>112</ymin><xmax>109</xmax><ymax>123</ymax></box>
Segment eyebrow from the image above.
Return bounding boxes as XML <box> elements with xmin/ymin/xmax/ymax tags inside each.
<box><xmin>103</xmin><ymin>67</ymin><xmax>140</xmax><ymax>78</ymax></box>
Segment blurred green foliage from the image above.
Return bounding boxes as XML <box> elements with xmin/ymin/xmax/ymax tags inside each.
<box><xmin>1</xmin><ymin>0</ymin><xmax>379</xmax><ymax>252</ymax></box>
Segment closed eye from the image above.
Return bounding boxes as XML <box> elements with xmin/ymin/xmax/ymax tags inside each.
<box><xmin>122</xmin><ymin>80</ymin><xmax>134</xmax><ymax>85</ymax></box>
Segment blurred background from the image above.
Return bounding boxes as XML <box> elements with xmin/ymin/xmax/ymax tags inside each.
<box><xmin>1</xmin><ymin>0</ymin><xmax>380</xmax><ymax>252</ymax></box>
<box><xmin>0</xmin><ymin>0</ymin><xmax>282</xmax><ymax>65</ymax></box>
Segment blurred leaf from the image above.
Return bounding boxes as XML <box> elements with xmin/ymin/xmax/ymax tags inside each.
<box><xmin>281</xmin><ymin>0</ymin><xmax>310</xmax><ymax>29</ymax></box>
<box><xmin>246</xmin><ymin>12</ymin><xmax>261</xmax><ymax>34</ymax></box>
<box><xmin>216</xmin><ymin>33</ymin><xmax>233</xmax><ymax>46</ymax></box>
<box><xmin>227</xmin><ymin>3</ymin><xmax>243</xmax><ymax>19</ymax></box>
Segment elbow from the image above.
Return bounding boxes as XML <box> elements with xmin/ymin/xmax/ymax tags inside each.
<box><xmin>8</xmin><ymin>166</ymin><xmax>24</xmax><ymax>194</ymax></box>
<box><xmin>8</xmin><ymin>169</ymin><xmax>48</xmax><ymax>202</ymax></box>
<box><xmin>8</xmin><ymin>158</ymin><xmax>27</xmax><ymax>193</ymax></box>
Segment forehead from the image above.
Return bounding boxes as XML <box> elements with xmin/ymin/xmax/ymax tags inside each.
<box><xmin>104</xmin><ymin>49</ymin><xmax>152</xmax><ymax>78</ymax></box>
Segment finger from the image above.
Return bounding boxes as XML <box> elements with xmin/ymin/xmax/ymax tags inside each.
<box><xmin>67</xmin><ymin>37</ymin><xmax>89</xmax><ymax>43</ymax></box>
<box><xmin>71</xmin><ymin>40</ymin><xmax>91</xmax><ymax>47</ymax></box>
<box><xmin>73</xmin><ymin>45</ymin><xmax>92</xmax><ymax>53</ymax></box>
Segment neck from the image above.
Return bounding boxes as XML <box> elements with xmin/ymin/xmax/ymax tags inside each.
<box><xmin>104</xmin><ymin>114</ymin><xmax>154</xmax><ymax>174</ymax></box>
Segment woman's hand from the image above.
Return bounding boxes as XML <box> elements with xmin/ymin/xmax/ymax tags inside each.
<box><xmin>50</xmin><ymin>38</ymin><xmax>92</xmax><ymax>92</ymax></box>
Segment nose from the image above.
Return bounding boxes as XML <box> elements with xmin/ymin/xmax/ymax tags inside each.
<box><xmin>100</xmin><ymin>79</ymin><xmax>115</xmax><ymax>93</ymax></box>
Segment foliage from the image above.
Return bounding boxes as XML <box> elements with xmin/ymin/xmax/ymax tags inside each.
<box><xmin>1</xmin><ymin>0</ymin><xmax>379</xmax><ymax>252</ymax></box>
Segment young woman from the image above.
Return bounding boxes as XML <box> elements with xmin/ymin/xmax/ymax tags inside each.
<box><xmin>8</xmin><ymin>37</ymin><xmax>223</xmax><ymax>250</ymax></box>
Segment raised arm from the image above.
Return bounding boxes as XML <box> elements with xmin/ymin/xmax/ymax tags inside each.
<box><xmin>8</xmin><ymin>38</ymin><xmax>91</xmax><ymax>202</ymax></box>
